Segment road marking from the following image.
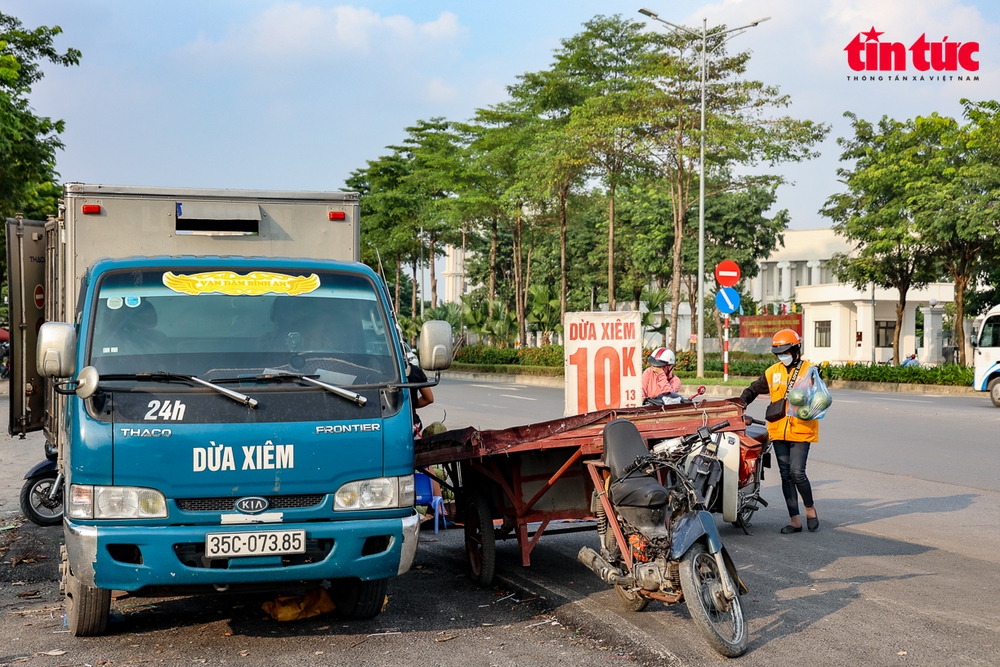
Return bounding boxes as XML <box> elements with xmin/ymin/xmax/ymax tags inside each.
<box><xmin>470</xmin><ymin>384</ymin><xmax>507</xmax><ymax>390</ymax></box>
<box><xmin>501</xmin><ymin>394</ymin><xmax>536</xmax><ymax>401</ymax></box>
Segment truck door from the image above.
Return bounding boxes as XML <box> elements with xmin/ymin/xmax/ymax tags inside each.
<box><xmin>5</xmin><ymin>218</ymin><xmax>47</xmax><ymax>437</ymax></box>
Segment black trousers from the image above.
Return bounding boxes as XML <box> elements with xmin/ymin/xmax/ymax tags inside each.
<box><xmin>772</xmin><ymin>440</ymin><xmax>814</xmax><ymax>518</ymax></box>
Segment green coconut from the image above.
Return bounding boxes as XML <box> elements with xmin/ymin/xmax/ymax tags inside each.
<box><xmin>795</xmin><ymin>406</ymin><xmax>813</xmax><ymax>420</ymax></box>
<box><xmin>809</xmin><ymin>391</ymin><xmax>833</xmax><ymax>412</ymax></box>
<box><xmin>787</xmin><ymin>388</ymin><xmax>809</xmax><ymax>406</ymax></box>
<box><xmin>422</xmin><ymin>421</ymin><xmax>448</xmax><ymax>436</ymax></box>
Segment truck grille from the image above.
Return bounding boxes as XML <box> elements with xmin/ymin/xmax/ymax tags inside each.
<box><xmin>175</xmin><ymin>495</ymin><xmax>325</xmax><ymax>512</ymax></box>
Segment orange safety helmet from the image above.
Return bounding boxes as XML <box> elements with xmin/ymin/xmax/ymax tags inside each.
<box><xmin>771</xmin><ymin>329</ymin><xmax>801</xmax><ymax>354</ymax></box>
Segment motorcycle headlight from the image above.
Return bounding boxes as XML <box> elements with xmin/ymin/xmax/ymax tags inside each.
<box><xmin>334</xmin><ymin>475</ymin><xmax>414</xmax><ymax>511</ymax></box>
<box><xmin>68</xmin><ymin>485</ymin><xmax>167</xmax><ymax>519</ymax></box>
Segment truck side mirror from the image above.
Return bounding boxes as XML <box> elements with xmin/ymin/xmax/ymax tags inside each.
<box><xmin>36</xmin><ymin>322</ymin><xmax>77</xmax><ymax>378</ymax></box>
<box><xmin>418</xmin><ymin>321</ymin><xmax>453</xmax><ymax>371</ymax></box>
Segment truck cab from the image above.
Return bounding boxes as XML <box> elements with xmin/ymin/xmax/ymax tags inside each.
<box><xmin>6</xmin><ymin>184</ymin><xmax>452</xmax><ymax>635</ymax></box>
<box><xmin>973</xmin><ymin>304</ymin><xmax>1000</xmax><ymax>407</ymax></box>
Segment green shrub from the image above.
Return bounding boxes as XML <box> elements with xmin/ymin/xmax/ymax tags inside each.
<box><xmin>675</xmin><ymin>349</ymin><xmax>696</xmax><ymax>372</ymax></box>
<box><xmin>728</xmin><ymin>361</ymin><xmax>771</xmax><ymax>377</ymax></box>
<box><xmin>454</xmin><ymin>344</ymin><xmax>564</xmax><ymax>368</ymax></box>
<box><xmin>642</xmin><ymin>349</ymin><xmax>769</xmax><ymax>377</ymax></box>
<box><xmin>519</xmin><ymin>345</ymin><xmax>563</xmax><ymax>367</ymax></box>
<box><xmin>822</xmin><ymin>363</ymin><xmax>974</xmax><ymax>386</ymax></box>
<box><xmin>454</xmin><ymin>345</ymin><xmax>520</xmax><ymax>365</ymax></box>
<box><xmin>674</xmin><ymin>370</ymin><xmax>724</xmax><ymax>379</ymax></box>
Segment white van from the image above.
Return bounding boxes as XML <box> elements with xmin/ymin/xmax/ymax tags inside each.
<box><xmin>973</xmin><ymin>304</ymin><xmax>1000</xmax><ymax>407</ymax></box>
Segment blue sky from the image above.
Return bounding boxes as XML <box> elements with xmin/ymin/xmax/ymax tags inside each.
<box><xmin>7</xmin><ymin>0</ymin><xmax>1000</xmax><ymax>233</ymax></box>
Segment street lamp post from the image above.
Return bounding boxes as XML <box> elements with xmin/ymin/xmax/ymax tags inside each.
<box><xmin>638</xmin><ymin>8</ymin><xmax>769</xmax><ymax>378</ymax></box>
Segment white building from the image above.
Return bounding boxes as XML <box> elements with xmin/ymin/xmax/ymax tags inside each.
<box><xmin>441</xmin><ymin>244</ymin><xmax>468</xmax><ymax>304</ymax></box>
<box><xmin>752</xmin><ymin>229</ymin><xmax>956</xmax><ymax>365</ymax></box>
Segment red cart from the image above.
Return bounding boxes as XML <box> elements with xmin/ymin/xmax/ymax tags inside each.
<box><xmin>414</xmin><ymin>399</ymin><xmax>748</xmax><ymax>586</ymax></box>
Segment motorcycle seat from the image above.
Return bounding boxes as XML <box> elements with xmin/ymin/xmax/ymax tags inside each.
<box><xmin>610</xmin><ymin>476</ymin><xmax>669</xmax><ymax>507</ymax></box>
<box><xmin>603</xmin><ymin>418</ymin><xmax>669</xmax><ymax>508</ymax></box>
<box><xmin>745</xmin><ymin>423</ymin><xmax>769</xmax><ymax>446</ymax></box>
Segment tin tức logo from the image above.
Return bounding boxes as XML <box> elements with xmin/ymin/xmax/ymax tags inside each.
<box><xmin>845</xmin><ymin>27</ymin><xmax>979</xmax><ymax>81</ymax></box>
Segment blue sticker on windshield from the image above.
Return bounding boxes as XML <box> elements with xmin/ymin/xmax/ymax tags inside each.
<box><xmin>125</xmin><ymin>296</ymin><xmax>141</xmax><ymax>308</ymax></box>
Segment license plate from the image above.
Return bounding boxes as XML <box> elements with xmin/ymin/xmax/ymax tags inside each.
<box><xmin>205</xmin><ymin>530</ymin><xmax>306</xmax><ymax>558</ymax></box>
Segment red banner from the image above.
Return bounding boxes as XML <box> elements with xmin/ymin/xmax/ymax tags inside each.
<box><xmin>739</xmin><ymin>314</ymin><xmax>802</xmax><ymax>339</ymax></box>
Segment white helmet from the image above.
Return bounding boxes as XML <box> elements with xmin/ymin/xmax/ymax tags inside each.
<box><xmin>648</xmin><ymin>347</ymin><xmax>675</xmax><ymax>367</ymax></box>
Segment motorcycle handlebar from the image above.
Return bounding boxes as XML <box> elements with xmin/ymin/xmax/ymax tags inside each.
<box><xmin>707</xmin><ymin>420</ymin><xmax>731</xmax><ymax>434</ymax></box>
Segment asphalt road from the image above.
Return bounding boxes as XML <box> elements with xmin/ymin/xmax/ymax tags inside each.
<box><xmin>429</xmin><ymin>379</ymin><xmax>1000</xmax><ymax>665</ymax></box>
<box><xmin>3</xmin><ymin>379</ymin><xmax>999</xmax><ymax>666</ymax></box>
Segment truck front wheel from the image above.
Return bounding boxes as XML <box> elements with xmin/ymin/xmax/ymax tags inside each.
<box><xmin>990</xmin><ymin>377</ymin><xmax>1000</xmax><ymax>408</ymax></box>
<box><xmin>332</xmin><ymin>578</ymin><xmax>387</xmax><ymax>620</ymax></box>
<box><xmin>63</xmin><ymin>551</ymin><xmax>111</xmax><ymax>636</ymax></box>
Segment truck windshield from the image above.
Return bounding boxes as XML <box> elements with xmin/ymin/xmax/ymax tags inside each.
<box><xmin>88</xmin><ymin>268</ymin><xmax>399</xmax><ymax>386</ymax></box>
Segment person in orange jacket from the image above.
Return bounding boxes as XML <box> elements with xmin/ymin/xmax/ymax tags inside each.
<box><xmin>733</xmin><ymin>329</ymin><xmax>819</xmax><ymax>534</ymax></box>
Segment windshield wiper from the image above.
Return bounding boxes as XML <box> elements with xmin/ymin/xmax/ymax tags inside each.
<box><xmin>212</xmin><ymin>373</ymin><xmax>367</xmax><ymax>407</ymax></box>
<box><xmin>99</xmin><ymin>372</ymin><xmax>259</xmax><ymax>408</ymax></box>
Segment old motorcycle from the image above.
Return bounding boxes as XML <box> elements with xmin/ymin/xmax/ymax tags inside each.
<box><xmin>578</xmin><ymin>417</ymin><xmax>749</xmax><ymax>657</ymax></box>
<box><xmin>645</xmin><ymin>400</ymin><xmax>772</xmax><ymax>533</ymax></box>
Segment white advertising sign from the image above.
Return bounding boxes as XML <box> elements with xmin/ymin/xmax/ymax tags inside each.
<box><xmin>564</xmin><ymin>311</ymin><xmax>643</xmax><ymax>416</ymax></box>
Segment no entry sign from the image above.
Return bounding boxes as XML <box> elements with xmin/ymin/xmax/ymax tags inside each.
<box><xmin>715</xmin><ymin>260</ymin><xmax>740</xmax><ymax>287</ymax></box>
<box><xmin>33</xmin><ymin>284</ymin><xmax>45</xmax><ymax>310</ymax></box>
<box><xmin>564</xmin><ymin>312</ymin><xmax>643</xmax><ymax>416</ymax></box>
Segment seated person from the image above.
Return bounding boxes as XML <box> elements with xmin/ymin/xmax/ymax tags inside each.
<box><xmin>641</xmin><ymin>347</ymin><xmax>681</xmax><ymax>399</ymax></box>
<box><xmin>117</xmin><ymin>301</ymin><xmax>169</xmax><ymax>355</ymax></box>
<box><xmin>257</xmin><ymin>297</ymin><xmax>336</xmax><ymax>353</ymax></box>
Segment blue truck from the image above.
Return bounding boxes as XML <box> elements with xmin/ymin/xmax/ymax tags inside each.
<box><xmin>6</xmin><ymin>183</ymin><xmax>452</xmax><ymax>635</ymax></box>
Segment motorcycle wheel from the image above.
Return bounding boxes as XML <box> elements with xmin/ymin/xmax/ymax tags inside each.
<box><xmin>614</xmin><ymin>584</ymin><xmax>650</xmax><ymax>612</ymax></box>
<box><xmin>464</xmin><ymin>492</ymin><xmax>496</xmax><ymax>587</ymax></box>
<box><xmin>20</xmin><ymin>474</ymin><xmax>63</xmax><ymax>526</ymax></box>
<box><xmin>679</xmin><ymin>543</ymin><xmax>748</xmax><ymax>657</ymax></box>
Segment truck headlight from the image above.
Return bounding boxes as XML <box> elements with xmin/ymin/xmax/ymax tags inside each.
<box><xmin>68</xmin><ymin>485</ymin><xmax>167</xmax><ymax>519</ymax></box>
<box><xmin>334</xmin><ymin>475</ymin><xmax>414</xmax><ymax>511</ymax></box>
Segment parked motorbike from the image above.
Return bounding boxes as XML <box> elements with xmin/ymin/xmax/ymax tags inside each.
<box><xmin>0</xmin><ymin>340</ymin><xmax>9</xmax><ymax>379</ymax></box>
<box><xmin>578</xmin><ymin>418</ymin><xmax>749</xmax><ymax>657</ymax></box>
<box><xmin>643</xmin><ymin>393</ymin><xmax>771</xmax><ymax>533</ymax></box>
<box><xmin>20</xmin><ymin>441</ymin><xmax>63</xmax><ymax>526</ymax></box>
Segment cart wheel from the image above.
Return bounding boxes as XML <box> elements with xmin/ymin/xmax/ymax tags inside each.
<box><xmin>464</xmin><ymin>492</ymin><xmax>496</xmax><ymax>587</ymax></box>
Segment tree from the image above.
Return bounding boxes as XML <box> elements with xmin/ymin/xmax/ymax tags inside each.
<box><xmin>392</xmin><ymin>119</ymin><xmax>465</xmax><ymax>311</ymax></box>
<box><xmin>904</xmin><ymin>107</ymin><xmax>1000</xmax><ymax>365</ymax></box>
<box><xmin>554</xmin><ymin>15</ymin><xmax>657</xmax><ymax>310</ymax></box>
<box><xmin>462</xmin><ymin>101</ymin><xmax>541</xmax><ymax>345</ymax></box>
<box><xmin>640</xmin><ymin>22</ymin><xmax>827</xmax><ymax>350</ymax></box>
<box><xmin>526</xmin><ymin>284</ymin><xmax>561</xmax><ymax>343</ymax></box>
<box><xmin>506</xmin><ymin>68</ymin><xmax>588</xmax><ymax>323</ymax></box>
<box><xmin>346</xmin><ymin>152</ymin><xmax>421</xmax><ymax>316</ymax></box>
<box><xmin>822</xmin><ymin>113</ymin><xmax>939</xmax><ymax>365</ymax></box>
<box><xmin>0</xmin><ymin>12</ymin><xmax>80</xmax><ymax>274</ymax></box>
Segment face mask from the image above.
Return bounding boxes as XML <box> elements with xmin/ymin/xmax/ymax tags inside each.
<box><xmin>777</xmin><ymin>353</ymin><xmax>794</xmax><ymax>366</ymax></box>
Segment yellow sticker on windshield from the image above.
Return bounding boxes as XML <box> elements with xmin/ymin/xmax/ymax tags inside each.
<box><xmin>162</xmin><ymin>271</ymin><xmax>321</xmax><ymax>296</ymax></box>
